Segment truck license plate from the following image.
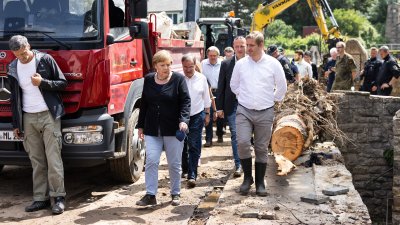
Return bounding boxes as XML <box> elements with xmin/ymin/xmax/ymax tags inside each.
<box><xmin>0</xmin><ymin>131</ymin><xmax>22</xmax><ymax>141</ymax></box>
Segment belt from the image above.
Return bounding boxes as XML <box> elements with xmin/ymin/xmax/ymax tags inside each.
<box><xmin>239</xmin><ymin>103</ymin><xmax>273</xmax><ymax>112</ymax></box>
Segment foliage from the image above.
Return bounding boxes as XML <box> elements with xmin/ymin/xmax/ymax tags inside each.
<box><xmin>265</xmin><ymin>33</ymin><xmax>326</xmax><ymax>53</ymax></box>
<box><xmin>265</xmin><ymin>19</ymin><xmax>296</xmax><ymax>39</ymax></box>
<box><xmin>329</xmin><ymin>9</ymin><xmax>378</xmax><ymax>46</ymax></box>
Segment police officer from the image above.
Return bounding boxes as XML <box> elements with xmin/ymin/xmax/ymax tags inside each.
<box><xmin>359</xmin><ymin>47</ymin><xmax>382</xmax><ymax>94</ymax></box>
<box><xmin>372</xmin><ymin>46</ymin><xmax>400</xmax><ymax>96</ymax></box>
<box><xmin>267</xmin><ymin>45</ymin><xmax>295</xmax><ymax>83</ymax></box>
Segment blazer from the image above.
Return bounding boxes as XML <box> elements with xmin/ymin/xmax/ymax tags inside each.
<box><xmin>137</xmin><ymin>72</ymin><xmax>191</xmax><ymax>136</ymax></box>
<box><xmin>216</xmin><ymin>56</ymin><xmax>237</xmax><ymax>116</ymax></box>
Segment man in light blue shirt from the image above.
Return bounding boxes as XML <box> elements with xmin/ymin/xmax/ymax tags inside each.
<box><xmin>201</xmin><ymin>46</ymin><xmax>223</xmax><ymax>146</ymax></box>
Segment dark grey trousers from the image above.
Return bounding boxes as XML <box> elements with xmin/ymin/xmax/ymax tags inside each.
<box><xmin>235</xmin><ymin>105</ymin><xmax>274</xmax><ymax>163</ymax></box>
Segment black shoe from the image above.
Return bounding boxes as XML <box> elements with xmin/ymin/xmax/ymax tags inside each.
<box><xmin>239</xmin><ymin>158</ymin><xmax>254</xmax><ymax>195</ymax></box>
<box><xmin>255</xmin><ymin>162</ymin><xmax>268</xmax><ymax>196</ymax></box>
<box><xmin>233</xmin><ymin>165</ymin><xmax>242</xmax><ymax>178</ymax></box>
<box><xmin>187</xmin><ymin>179</ymin><xmax>196</xmax><ymax>188</ymax></box>
<box><xmin>136</xmin><ymin>194</ymin><xmax>157</xmax><ymax>206</ymax></box>
<box><xmin>171</xmin><ymin>195</ymin><xmax>180</xmax><ymax>206</ymax></box>
<box><xmin>25</xmin><ymin>200</ymin><xmax>51</xmax><ymax>212</ymax></box>
<box><xmin>217</xmin><ymin>136</ymin><xmax>223</xmax><ymax>143</ymax></box>
<box><xmin>52</xmin><ymin>197</ymin><xmax>66</xmax><ymax>215</ymax></box>
<box><xmin>204</xmin><ymin>141</ymin><xmax>212</xmax><ymax>147</ymax></box>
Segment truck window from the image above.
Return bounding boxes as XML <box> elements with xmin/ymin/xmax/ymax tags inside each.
<box><xmin>0</xmin><ymin>0</ymin><xmax>100</xmax><ymax>41</ymax></box>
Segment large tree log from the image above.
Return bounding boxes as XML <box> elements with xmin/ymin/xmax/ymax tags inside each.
<box><xmin>271</xmin><ymin>114</ymin><xmax>308</xmax><ymax>176</ymax></box>
<box><xmin>271</xmin><ymin>114</ymin><xmax>308</xmax><ymax>161</ymax></box>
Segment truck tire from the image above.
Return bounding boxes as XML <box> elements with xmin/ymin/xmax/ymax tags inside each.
<box><xmin>110</xmin><ymin>108</ymin><xmax>145</xmax><ymax>183</ymax></box>
<box><xmin>0</xmin><ymin>165</ymin><xmax>3</xmax><ymax>173</ymax></box>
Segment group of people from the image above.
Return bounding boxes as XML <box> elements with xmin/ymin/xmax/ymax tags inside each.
<box><xmin>9</xmin><ymin>28</ymin><xmax>400</xmax><ymax>214</ymax></box>
<box><xmin>324</xmin><ymin>42</ymin><xmax>400</xmax><ymax>95</ymax></box>
<box><xmin>136</xmin><ymin>31</ymin><xmax>287</xmax><ymax>206</ymax></box>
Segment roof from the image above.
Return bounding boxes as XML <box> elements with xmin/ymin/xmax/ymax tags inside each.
<box><xmin>148</xmin><ymin>0</ymin><xmax>184</xmax><ymax>12</ymax></box>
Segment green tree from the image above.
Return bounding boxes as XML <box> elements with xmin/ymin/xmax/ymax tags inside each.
<box><xmin>265</xmin><ymin>19</ymin><xmax>296</xmax><ymax>38</ymax></box>
<box><xmin>330</xmin><ymin>9</ymin><xmax>378</xmax><ymax>45</ymax></box>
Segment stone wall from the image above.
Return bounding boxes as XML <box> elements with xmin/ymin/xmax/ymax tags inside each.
<box><xmin>385</xmin><ymin>3</ymin><xmax>400</xmax><ymax>44</ymax></box>
<box><xmin>334</xmin><ymin>91</ymin><xmax>400</xmax><ymax>222</ymax></box>
<box><xmin>393</xmin><ymin>111</ymin><xmax>400</xmax><ymax>224</ymax></box>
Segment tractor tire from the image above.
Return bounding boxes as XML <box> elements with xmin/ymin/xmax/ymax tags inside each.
<box><xmin>109</xmin><ymin>108</ymin><xmax>145</xmax><ymax>183</ymax></box>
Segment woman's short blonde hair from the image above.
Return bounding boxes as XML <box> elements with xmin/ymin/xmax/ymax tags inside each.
<box><xmin>153</xmin><ymin>50</ymin><xmax>173</xmax><ymax>66</ymax></box>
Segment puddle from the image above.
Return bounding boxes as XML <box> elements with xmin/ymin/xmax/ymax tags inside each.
<box><xmin>189</xmin><ymin>186</ymin><xmax>225</xmax><ymax>224</ymax></box>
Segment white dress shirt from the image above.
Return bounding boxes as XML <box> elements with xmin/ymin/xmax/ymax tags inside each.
<box><xmin>201</xmin><ymin>58</ymin><xmax>221</xmax><ymax>89</ymax></box>
<box><xmin>230</xmin><ymin>53</ymin><xmax>287</xmax><ymax>110</ymax></box>
<box><xmin>184</xmin><ymin>72</ymin><xmax>212</xmax><ymax>116</ymax></box>
<box><xmin>295</xmin><ymin>59</ymin><xmax>313</xmax><ymax>79</ymax></box>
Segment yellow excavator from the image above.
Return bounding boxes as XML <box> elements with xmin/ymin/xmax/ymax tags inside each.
<box><xmin>251</xmin><ymin>0</ymin><xmax>342</xmax><ymax>49</ymax></box>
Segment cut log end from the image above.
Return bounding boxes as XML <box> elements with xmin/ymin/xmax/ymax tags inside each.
<box><xmin>271</xmin><ymin>114</ymin><xmax>306</xmax><ymax>161</ymax></box>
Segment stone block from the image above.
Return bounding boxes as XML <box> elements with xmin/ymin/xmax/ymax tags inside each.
<box><xmin>374</xmin><ymin>190</ymin><xmax>390</xmax><ymax>198</ymax></box>
<box><xmin>385</xmin><ymin>102</ymin><xmax>400</xmax><ymax>115</ymax></box>
<box><xmin>359</xmin><ymin>191</ymin><xmax>374</xmax><ymax>197</ymax></box>
<box><xmin>322</xmin><ymin>186</ymin><xmax>350</xmax><ymax>196</ymax></box>
<box><xmin>258</xmin><ymin>211</ymin><xmax>277</xmax><ymax>220</ymax></box>
<box><xmin>241</xmin><ymin>211</ymin><xmax>259</xmax><ymax>218</ymax></box>
<box><xmin>337</xmin><ymin>124</ymin><xmax>367</xmax><ymax>133</ymax></box>
<box><xmin>354</xmin><ymin>116</ymin><xmax>379</xmax><ymax>123</ymax></box>
<box><xmin>300</xmin><ymin>194</ymin><xmax>330</xmax><ymax>205</ymax></box>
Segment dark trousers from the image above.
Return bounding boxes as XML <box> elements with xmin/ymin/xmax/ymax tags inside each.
<box><xmin>205</xmin><ymin>90</ymin><xmax>224</xmax><ymax>141</ymax></box>
<box><xmin>327</xmin><ymin>73</ymin><xmax>335</xmax><ymax>92</ymax></box>
<box><xmin>182</xmin><ymin>112</ymin><xmax>205</xmax><ymax>180</ymax></box>
<box><xmin>378</xmin><ymin>86</ymin><xmax>392</xmax><ymax>96</ymax></box>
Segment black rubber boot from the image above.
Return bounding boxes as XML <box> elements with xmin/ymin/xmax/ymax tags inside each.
<box><xmin>239</xmin><ymin>158</ymin><xmax>254</xmax><ymax>195</ymax></box>
<box><xmin>255</xmin><ymin>162</ymin><xmax>268</xmax><ymax>196</ymax></box>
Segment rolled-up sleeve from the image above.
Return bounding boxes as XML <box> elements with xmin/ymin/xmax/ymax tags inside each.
<box><xmin>273</xmin><ymin>62</ymin><xmax>287</xmax><ymax>102</ymax></box>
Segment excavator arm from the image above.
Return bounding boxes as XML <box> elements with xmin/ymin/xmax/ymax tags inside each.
<box><xmin>251</xmin><ymin>0</ymin><xmax>342</xmax><ymax>45</ymax></box>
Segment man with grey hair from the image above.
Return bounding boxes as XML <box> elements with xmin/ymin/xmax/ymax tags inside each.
<box><xmin>331</xmin><ymin>41</ymin><xmax>357</xmax><ymax>91</ymax></box>
<box><xmin>201</xmin><ymin>46</ymin><xmax>223</xmax><ymax>147</ymax></box>
<box><xmin>181</xmin><ymin>54</ymin><xmax>211</xmax><ymax>188</ymax></box>
<box><xmin>231</xmin><ymin>31</ymin><xmax>287</xmax><ymax>196</ymax></box>
<box><xmin>372</xmin><ymin>46</ymin><xmax>400</xmax><ymax>96</ymax></box>
<box><xmin>324</xmin><ymin>47</ymin><xmax>338</xmax><ymax>92</ymax></box>
<box><xmin>8</xmin><ymin>35</ymin><xmax>67</xmax><ymax>214</ymax></box>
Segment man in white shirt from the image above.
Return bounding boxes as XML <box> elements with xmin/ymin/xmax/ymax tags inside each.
<box><xmin>294</xmin><ymin>49</ymin><xmax>313</xmax><ymax>80</ymax></box>
<box><xmin>201</xmin><ymin>46</ymin><xmax>223</xmax><ymax>146</ymax></box>
<box><xmin>8</xmin><ymin>35</ymin><xmax>67</xmax><ymax>214</ymax></box>
<box><xmin>182</xmin><ymin>54</ymin><xmax>212</xmax><ymax>188</ymax></box>
<box><xmin>230</xmin><ymin>31</ymin><xmax>287</xmax><ymax>196</ymax></box>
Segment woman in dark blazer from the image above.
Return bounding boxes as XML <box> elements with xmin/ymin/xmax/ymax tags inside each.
<box><xmin>136</xmin><ymin>50</ymin><xmax>191</xmax><ymax>207</ymax></box>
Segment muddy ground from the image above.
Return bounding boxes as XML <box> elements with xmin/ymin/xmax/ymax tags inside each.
<box><xmin>0</xmin><ymin>139</ymin><xmax>235</xmax><ymax>225</ymax></box>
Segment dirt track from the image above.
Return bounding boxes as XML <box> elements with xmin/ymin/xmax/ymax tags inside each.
<box><xmin>0</xmin><ymin>140</ymin><xmax>235</xmax><ymax>225</ymax></box>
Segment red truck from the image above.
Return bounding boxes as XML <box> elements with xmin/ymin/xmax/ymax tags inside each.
<box><xmin>0</xmin><ymin>0</ymin><xmax>203</xmax><ymax>182</ymax></box>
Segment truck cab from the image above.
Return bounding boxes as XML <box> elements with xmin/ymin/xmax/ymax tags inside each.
<box><xmin>0</xmin><ymin>0</ymin><xmax>156</xmax><ymax>182</ymax></box>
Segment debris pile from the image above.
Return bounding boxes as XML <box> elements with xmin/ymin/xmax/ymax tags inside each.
<box><xmin>271</xmin><ymin>77</ymin><xmax>348</xmax><ymax>175</ymax></box>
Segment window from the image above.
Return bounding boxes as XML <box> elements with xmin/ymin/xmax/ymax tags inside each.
<box><xmin>167</xmin><ymin>13</ymin><xmax>178</xmax><ymax>24</ymax></box>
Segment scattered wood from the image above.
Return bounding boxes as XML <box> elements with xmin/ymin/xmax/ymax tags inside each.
<box><xmin>272</xmin><ymin>77</ymin><xmax>349</xmax><ymax>175</ymax></box>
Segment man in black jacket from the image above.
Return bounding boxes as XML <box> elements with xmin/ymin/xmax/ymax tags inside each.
<box><xmin>359</xmin><ymin>47</ymin><xmax>382</xmax><ymax>94</ymax></box>
<box><xmin>216</xmin><ymin>36</ymin><xmax>246</xmax><ymax>178</ymax></box>
<box><xmin>8</xmin><ymin>35</ymin><xmax>67</xmax><ymax>214</ymax></box>
<box><xmin>372</xmin><ymin>46</ymin><xmax>400</xmax><ymax>96</ymax></box>
<box><xmin>267</xmin><ymin>45</ymin><xmax>295</xmax><ymax>83</ymax></box>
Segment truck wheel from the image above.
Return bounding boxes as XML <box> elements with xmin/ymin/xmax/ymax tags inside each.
<box><xmin>110</xmin><ymin>108</ymin><xmax>145</xmax><ymax>183</ymax></box>
<box><xmin>0</xmin><ymin>165</ymin><xmax>3</xmax><ymax>173</ymax></box>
